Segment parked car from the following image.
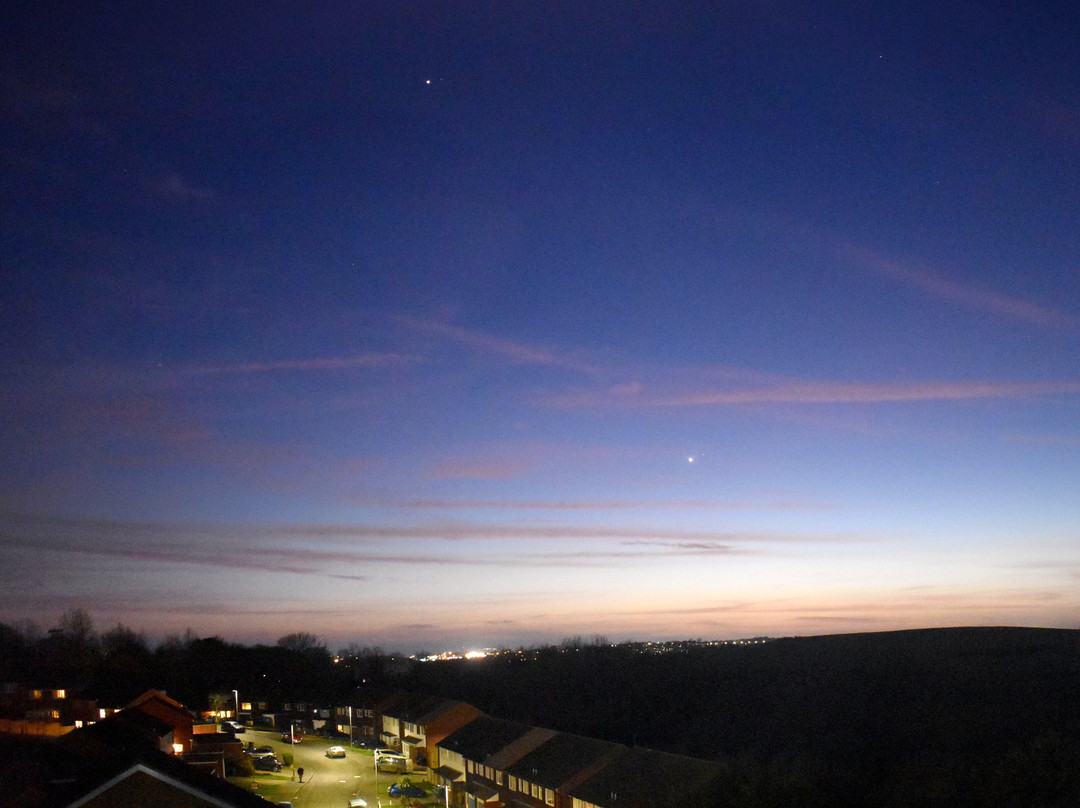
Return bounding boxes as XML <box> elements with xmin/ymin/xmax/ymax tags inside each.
<box><xmin>349</xmin><ymin>798</ymin><xmax>368</xmax><ymax>808</ymax></box>
<box><xmin>387</xmin><ymin>782</ymin><xmax>425</xmax><ymax>799</ymax></box>
<box><xmin>376</xmin><ymin>754</ymin><xmax>407</xmax><ymax>773</ymax></box>
<box><xmin>326</xmin><ymin>745</ymin><xmax>346</xmax><ymax>758</ymax></box>
<box><xmin>247</xmin><ymin>745</ymin><xmax>276</xmax><ymax>758</ymax></box>
<box><xmin>222</xmin><ymin>720</ymin><xmax>245</xmax><ymax>734</ymax></box>
<box><xmin>254</xmin><ymin>755</ymin><xmax>283</xmax><ymax>772</ymax></box>
<box><xmin>280</xmin><ymin>732</ymin><xmax>302</xmax><ymax>743</ymax></box>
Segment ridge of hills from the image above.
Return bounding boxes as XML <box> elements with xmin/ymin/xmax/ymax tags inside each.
<box><xmin>403</xmin><ymin>626</ymin><xmax>1080</xmax><ymax>803</ymax></box>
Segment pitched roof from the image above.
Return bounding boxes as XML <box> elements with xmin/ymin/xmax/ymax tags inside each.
<box><xmin>437</xmin><ymin>715</ymin><xmax>533</xmax><ymax>761</ymax></box>
<box><xmin>569</xmin><ymin>747</ymin><xmax>723</xmax><ymax>808</ymax></box>
<box><xmin>66</xmin><ymin>762</ymin><xmax>262</xmax><ymax>808</ymax></box>
<box><xmin>415</xmin><ymin>699</ymin><xmax>456</xmax><ymax>723</ymax></box>
<box><xmin>60</xmin><ymin>710</ymin><xmax>169</xmax><ymax>760</ymax></box>
<box><xmin>1</xmin><ymin>712</ymin><xmax>267</xmax><ymax>808</ymax></box>
<box><xmin>382</xmin><ymin>694</ymin><xmax>446</xmax><ymax>722</ymax></box>
<box><xmin>126</xmin><ymin>690</ymin><xmax>187</xmax><ymax>713</ymax></box>
<box><xmin>504</xmin><ymin>732</ymin><xmax>623</xmax><ymax>790</ymax></box>
<box><xmin>485</xmin><ymin>727</ymin><xmax>557</xmax><ymax>770</ymax></box>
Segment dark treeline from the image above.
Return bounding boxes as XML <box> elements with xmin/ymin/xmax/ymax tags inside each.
<box><xmin>0</xmin><ymin>610</ymin><xmax>384</xmax><ymax>708</ymax></box>
<box><xmin>5</xmin><ymin>616</ymin><xmax>1080</xmax><ymax>806</ymax></box>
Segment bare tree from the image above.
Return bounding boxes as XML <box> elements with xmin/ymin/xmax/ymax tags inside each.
<box><xmin>59</xmin><ymin>608</ymin><xmax>96</xmax><ymax>646</ymax></box>
<box><xmin>277</xmin><ymin>632</ymin><xmax>327</xmax><ymax>654</ymax></box>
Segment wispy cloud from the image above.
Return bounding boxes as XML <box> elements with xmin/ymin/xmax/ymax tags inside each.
<box><xmin>193</xmin><ymin>353</ymin><xmax>416</xmax><ymax>375</ymax></box>
<box><xmin>394</xmin><ymin>315</ymin><xmax>599</xmax><ymax>373</ymax></box>
<box><xmin>620</xmin><ymin>540</ymin><xmax>741</xmax><ymax>555</ymax></box>
<box><xmin>841</xmin><ymin>245</ymin><xmax>1080</xmax><ymax>330</ymax></box>
<box><xmin>549</xmin><ymin>377</ymin><xmax>1080</xmax><ymax>409</ymax></box>
<box><xmin>404</xmin><ymin>499</ymin><xmax>832</xmax><ymax>512</ymax></box>
<box><xmin>426</xmin><ymin>458</ymin><xmax>529</xmax><ymax>481</ymax></box>
<box><xmin>0</xmin><ymin>512</ymin><xmax>866</xmax><ymax>576</ymax></box>
<box><xmin>146</xmin><ymin>172</ymin><xmax>214</xmax><ymax>201</ymax></box>
<box><xmin>1005</xmin><ymin>431</ymin><xmax>1080</xmax><ymax>448</ymax></box>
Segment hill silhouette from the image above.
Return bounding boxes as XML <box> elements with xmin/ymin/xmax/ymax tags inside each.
<box><xmin>403</xmin><ymin>627</ymin><xmax>1080</xmax><ymax>806</ymax></box>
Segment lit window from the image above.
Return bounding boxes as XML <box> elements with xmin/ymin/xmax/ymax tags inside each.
<box><xmin>172</xmin><ymin>743</ymin><xmax>184</xmax><ymax>755</ymax></box>
<box><xmin>32</xmin><ymin>690</ymin><xmax>42</xmax><ymax>700</ymax></box>
<box><xmin>74</xmin><ymin>720</ymin><xmax>83</xmax><ymax>728</ymax></box>
<box><xmin>99</xmin><ymin>709</ymin><xmax>107</xmax><ymax>718</ymax></box>
<box><xmin>55</xmin><ymin>689</ymin><xmax>66</xmax><ymax>699</ymax></box>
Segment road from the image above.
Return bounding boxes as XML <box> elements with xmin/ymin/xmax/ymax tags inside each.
<box><xmin>241</xmin><ymin>730</ymin><xmax>403</xmax><ymax>808</ymax></box>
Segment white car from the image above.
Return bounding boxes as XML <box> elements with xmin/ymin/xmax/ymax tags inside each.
<box><xmin>326</xmin><ymin>745</ymin><xmax>347</xmax><ymax>758</ymax></box>
<box><xmin>349</xmin><ymin>799</ymin><xmax>368</xmax><ymax>808</ymax></box>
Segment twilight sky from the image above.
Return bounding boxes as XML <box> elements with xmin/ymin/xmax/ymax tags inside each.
<box><xmin>3</xmin><ymin>2</ymin><xmax>1079</xmax><ymax>652</ymax></box>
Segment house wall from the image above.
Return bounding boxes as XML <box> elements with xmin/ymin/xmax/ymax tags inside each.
<box><xmin>0</xmin><ymin>718</ymin><xmax>73</xmax><ymax>737</ymax></box>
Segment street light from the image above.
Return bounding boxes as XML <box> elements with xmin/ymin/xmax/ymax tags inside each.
<box><xmin>233</xmin><ymin>690</ymin><xmax>239</xmax><ymax>722</ymax></box>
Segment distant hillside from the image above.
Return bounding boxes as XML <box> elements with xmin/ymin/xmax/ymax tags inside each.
<box><xmin>403</xmin><ymin>627</ymin><xmax>1080</xmax><ymax>806</ymax></box>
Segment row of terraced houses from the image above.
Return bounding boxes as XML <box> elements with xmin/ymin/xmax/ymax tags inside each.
<box><xmin>332</xmin><ymin>691</ymin><xmax>722</xmax><ymax>808</ymax></box>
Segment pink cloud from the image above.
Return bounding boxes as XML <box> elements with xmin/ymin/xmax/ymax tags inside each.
<box><xmin>426</xmin><ymin>457</ymin><xmax>529</xmax><ymax>480</ymax></box>
<box><xmin>841</xmin><ymin>245</ymin><xmax>1080</xmax><ymax>330</ymax></box>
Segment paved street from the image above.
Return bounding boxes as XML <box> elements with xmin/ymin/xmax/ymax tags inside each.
<box><xmin>238</xmin><ymin>730</ymin><xmax>429</xmax><ymax>808</ymax></box>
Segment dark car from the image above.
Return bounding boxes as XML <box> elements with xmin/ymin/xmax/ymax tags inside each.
<box><xmin>254</xmin><ymin>755</ymin><xmax>283</xmax><ymax>772</ymax></box>
<box><xmin>387</xmin><ymin>783</ymin><xmax>425</xmax><ymax>799</ymax></box>
<box><xmin>280</xmin><ymin>732</ymin><xmax>302</xmax><ymax>743</ymax></box>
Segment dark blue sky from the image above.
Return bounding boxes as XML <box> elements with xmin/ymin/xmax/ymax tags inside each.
<box><xmin>3</xmin><ymin>2</ymin><xmax>1079</xmax><ymax>650</ymax></box>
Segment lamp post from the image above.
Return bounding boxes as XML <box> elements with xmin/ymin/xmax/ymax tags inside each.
<box><xmin>233</xmin><ymin>690</ymin><xmax>239</xmax><ymax>722</ymax></box>
<box><xmin>373</xmin><ymin>749</ymin><xmax>378</xmax><ymax>806</ymax></box>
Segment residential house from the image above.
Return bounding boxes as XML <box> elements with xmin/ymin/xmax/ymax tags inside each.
<box><xmin>436</xmin><ymin>716</ymin><xmax>556</xmax><ymax>808</ymax></box>
<box><xmin>568</xmin><ymin>747</ymin><xmax>723</xmax><ymax>808</ymax></box>
<box><xmin>63</xmin><ymin>759</ymin><xmax>269</xmax><ymax>808</ymax></box>
<box><xmin>333</xmin><ymin>686</ymin><xmax>405</xmax><ymax>743</ymax></box>
<box><xmin>382</xmin><ymin>694</ymin><xmax>481</xmax><ymax>768</ymax></box>
<box><xmin>4</xmin><ymin>738</ymin><xmax>270</xmax><ymax>808</ymax></box>
<box><xmin>125</xmin><ymin>690</ymin><xmax>194</xmax><ymax>754</ymax></box>
<box><xmin>0</xmin><ymin>684</ymin><xmax>106</xmax><ymax>737</ymax></box>
<box><xmin>189</xmin><ymin>724</ymin><xmax>245</xmax><ymax>770</ymax></box>
<box><xmin>502</xmin><ymin>733</ymin><xmax>623</xmax><ymax>808</ymax></box>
